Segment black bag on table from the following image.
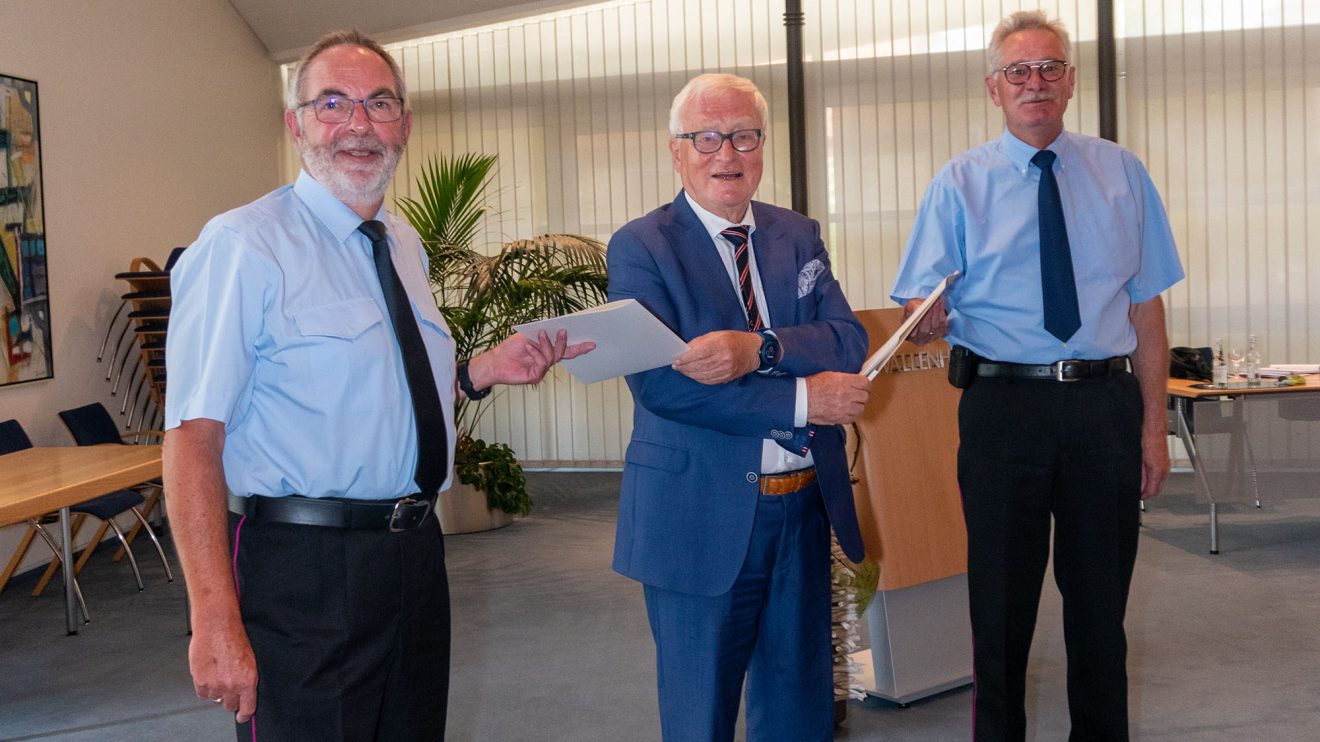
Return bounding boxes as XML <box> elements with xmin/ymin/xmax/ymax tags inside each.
<box><xmin>1170</xmin><ymin>346</ymin><xmax>1213</xmax><ymax>381</ymax></box>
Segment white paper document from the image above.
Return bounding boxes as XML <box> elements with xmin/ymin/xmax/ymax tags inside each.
<box><xmin>515</xmin><ymin>299</ymin><xmax>690</xmax><ymax>384</ymax></box>
<box><xmin>863</xmin><ymin>271</ymin><xmax>960</xmax><ymax>380</ymax></box>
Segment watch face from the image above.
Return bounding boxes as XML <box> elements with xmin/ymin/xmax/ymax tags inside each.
<box><xmin>760</xmin><ymin>335</ymin><xmax>781</xmax><ymax>366</ymax></box>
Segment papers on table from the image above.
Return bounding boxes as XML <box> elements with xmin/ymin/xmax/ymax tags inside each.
<box><xmin>1260</xmin><ymin>364</ymin><xmax>1320</xmax><ymax>378</ymax></box>
<box><xmin>863</xmin><ymin>272</ymin><xmax>959</xmax><ymax>380</ymax></box>
<box><xmin>514</xmin><ymin>299</ymin><xmax>689</xmax><ymax>384</ymax></box>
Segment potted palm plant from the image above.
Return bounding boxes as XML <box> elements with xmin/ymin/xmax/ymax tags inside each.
<box><xmin>397</xmin><ymin>153</ymin><xmax>608</xmax><ymax>532</ymax></box>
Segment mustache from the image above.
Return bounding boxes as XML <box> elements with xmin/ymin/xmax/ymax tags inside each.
<box><xmin>332</xmin><ymin>134</ymin><xmax>389</xmax><ymax>155</ymax></box>
<box><xmin>1018</xmin><ymin>93</ymin><xmax>1055</xmax><ymax>104</ymax></box>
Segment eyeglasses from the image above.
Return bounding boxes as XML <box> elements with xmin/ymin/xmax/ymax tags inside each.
<box><xmin>998</xmin><ymin>59</ymin><xmax>1069</xmax><ymax>85</ymax></box>
<box><xmin>674</xmin><ymin>128</ymin><xmax>763</xmax><ymax>154</ymax></box>
<box><xmin>297</xmin><ymin>94</ymin><xmax>405</xmax><ymax>124</ymax></box>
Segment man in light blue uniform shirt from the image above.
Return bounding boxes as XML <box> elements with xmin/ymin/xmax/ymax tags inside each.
<box><xmin>163</xmin><ymin>31</ymin><xmax>589</xmax><ymax>742</ymax></box>
<box><xmin>892</xmin><ymin>11</ymin><xmax>1183</xmax><ymax>742</ymax></box>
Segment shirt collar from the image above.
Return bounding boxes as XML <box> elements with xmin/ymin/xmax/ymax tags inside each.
<box><xmin>293</xmin><ymin>169</ymin><xmax>389</xmax><ymax>247</ymax></box>
<box><xmin>998</xmin><ymin>128</ymin><xmax>1073</xmax><ymax>175</ymax></box>
<box><xmin>683</xmin><ymin>191</ymin><xmax>758</xmax><ymax>244</ymax></box>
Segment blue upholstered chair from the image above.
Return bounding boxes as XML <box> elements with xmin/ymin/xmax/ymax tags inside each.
<box><xmin>50</xmin><ymin>403</ymin><xmax>173</xmax><ymax>593</ymax></box>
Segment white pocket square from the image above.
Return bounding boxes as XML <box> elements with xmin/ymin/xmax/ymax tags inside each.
<box><xmin>797</xmin><ymin>259</ymin><xmax>825</xmax><ymax>298</ymax></box>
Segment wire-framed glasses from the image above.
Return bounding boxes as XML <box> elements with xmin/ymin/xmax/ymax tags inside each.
<box><xmin>297</xmin><ymin>94</ymin><xmax>405</xmax><ymax>124</ymax></box>
<box><xmin>998</xmin><ymin>59</ymin><xmax>1069</xmax><ymax>85</ymax></box>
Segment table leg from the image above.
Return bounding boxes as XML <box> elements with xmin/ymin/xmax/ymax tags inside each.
<box><xmin>60</xmin><ymin>505</ymin><xmax>80</xmax><ymax>635</ymax></box>
<box><xmin>1174</xmin><ymin>397</ymin><xmax>1220</xmax><ymax>554</ymax></box>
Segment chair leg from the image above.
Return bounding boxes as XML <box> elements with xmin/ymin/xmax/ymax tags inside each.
<box><xmin>0</xmin><ymin>524</ymin><xmax>40</xmax><ymax>597</ymax></box>
<box><xmin>33</xmin><ymin>514</ymin><xmax>91</xmax><ymax>597</ymax></box>
<box><xmin>114</xmin><ymin>488</ymin><xmax>161</xmax><ymax>561</ymax></box>
<box><xmin>31</xmin><ymin>521</ymin><xmax>90</xmax><ymax>623</ymax></box>
<box><xmin>105</xmin><ymin>519</ymin><xmax>145</xmax><ymax>591</ymax></box>
<box><xmin>128</xmin><ymin>506</ymin><xmax>174</xmax><ymax>582</ymax></box>
<box><xmin>72</xmin><ymin>519</ymin><xmax>110</xmax><ymax>576</ymax></box>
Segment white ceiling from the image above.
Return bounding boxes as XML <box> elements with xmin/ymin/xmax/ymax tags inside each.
<box><xmin>228</xmin><ymin>0</ymin><xmax>592</xmax><ymax>61</ymax></box>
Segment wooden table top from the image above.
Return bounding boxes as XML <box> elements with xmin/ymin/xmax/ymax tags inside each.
<box><xmin>1168</xmin><ymin>375</ymin><xmax>1320</xmax><ymax>399</ymax></box>
<box><xmin>0</xmin><ymin>445</ymin><xmax>162</xmax><ymax>527</ymax></box>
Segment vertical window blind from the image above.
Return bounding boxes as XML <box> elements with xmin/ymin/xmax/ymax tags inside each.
<box><xmin>281</xmin><ymin>0</ymin><xmax>1319</xmax><ymax>467</ymax></box>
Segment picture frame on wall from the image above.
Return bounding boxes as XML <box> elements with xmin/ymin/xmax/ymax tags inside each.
<box><xmin>0</xmin><ymin>72</ymin><xmax>51</xmax><ymax>387</ymax></box>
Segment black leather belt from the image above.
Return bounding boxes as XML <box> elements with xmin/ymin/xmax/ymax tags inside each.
<box><xmin>228</xmin><ymin>493</ymin><xmax>436</xmax><ymax>531</ymax></box>
<box><xmin>976</xmin><ymin>356</ymin><xmax>1130</xmax><ymax>382</ymax></box>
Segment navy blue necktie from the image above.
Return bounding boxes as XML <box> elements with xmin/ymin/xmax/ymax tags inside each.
<box><xmin>720</xmin><ymin>225</ymin><xmax>763</xmax><ymax>331</ymax></box>
<box><xmin>1032</xmin><ymin>149</ymin><xmax>1081</xmax><ymax>343</ymax></box>
<box><xmin>359</xmin><ymin>220</ymin><xmax>448</xmax><ymax>496</ymax></box>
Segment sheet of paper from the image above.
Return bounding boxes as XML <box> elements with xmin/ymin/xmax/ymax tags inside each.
<box><xmin>515</xmin><ymin>299</ymin><xmax>690</xmax><ymax>384</ymax></box>
<box><xmin>864</xmin><ymin>271</ymin><xmax>959</xmax><ymax>380</ymax></box>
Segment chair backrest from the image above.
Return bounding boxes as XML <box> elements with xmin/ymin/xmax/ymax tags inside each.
<box><xmin>58</xmin><ymin>403</ymin><xmax>124</xmax><ymax>446</ymax></box>
<box><xmin>0</xmin><ymin>419</ymin><xmax>34</xmax><ymax>455</ymax></box>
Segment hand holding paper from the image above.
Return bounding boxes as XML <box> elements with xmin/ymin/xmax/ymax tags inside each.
<box><xmin>514</xmin><ymin>299</ymin><xmax>689</xmax><ymax>384</ymax></box>
<box><xmin>864</xmin><ymin>271</ymin><xmax>959</xmax><ymax>380</ymax></box>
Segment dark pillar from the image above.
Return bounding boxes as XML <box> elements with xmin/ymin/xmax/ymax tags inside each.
<box><xmin>784</xmin><ymin>0</ymin><xmax>808</xmax><ymax>215</ymax></box>
<box><xmin>1098</xmin><ymin>0</ymin><xmax>1118</xmax><ymax>142</ymax></box>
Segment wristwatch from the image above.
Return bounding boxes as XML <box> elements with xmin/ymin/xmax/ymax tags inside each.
<box><xmin>756</xmin><ymin>330</ymin><xmax>783</xmax><ymax>372</ymax></box>
<box><xmin>456</xmin><ymin>360</ymin><xmax>491</xmax><ymax>401</ymax></box>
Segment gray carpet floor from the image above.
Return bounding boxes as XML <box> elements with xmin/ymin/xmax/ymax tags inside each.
<box><xmin>2</xmin><ymin>471</ymin><xmax>1319</xmax><ymax>741</ymax></box>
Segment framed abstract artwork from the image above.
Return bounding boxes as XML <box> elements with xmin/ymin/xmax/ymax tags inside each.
<box><xmin>0</xmin><ymin>72</ymin><xmax>50</xmax><ymax>386</ymax></box>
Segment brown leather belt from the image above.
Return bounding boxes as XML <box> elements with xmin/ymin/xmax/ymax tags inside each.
<box><xmin>759</xmin><ymin>467</ymin><xmax>817</xmax><ymax>495</ymax></box>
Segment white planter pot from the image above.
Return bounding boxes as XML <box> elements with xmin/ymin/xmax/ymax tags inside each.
<box><xmin>437</xmin><ymin>481</ymin><xmax>515</xmax><ymax>534</ymax></box>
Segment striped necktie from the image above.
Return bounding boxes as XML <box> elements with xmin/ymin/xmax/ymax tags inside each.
<box><xmin>720</xmin><ymin>225</ymin><xmax>762</xmax><ymax>331</ymax></box>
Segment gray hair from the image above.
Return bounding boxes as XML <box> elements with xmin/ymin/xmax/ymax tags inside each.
<box><xmin>986</xmin><ymin>10</ymin><xmax>1072</xmax><ymax>72</ymax></box>
<box><xmin>668</xmin><ymin>73</ymin><xmax>769</xmax><ymax>136</ymax></box>
<box><xmin>285</xmin><ymin>30</ymin><xmax>409</xmax><ymax>113</ymax></box>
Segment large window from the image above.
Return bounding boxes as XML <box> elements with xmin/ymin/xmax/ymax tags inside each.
<box><xmin>282</xmin><ymin>0</ymin><xmax>1320</xmax><ymax>465</ymax></box>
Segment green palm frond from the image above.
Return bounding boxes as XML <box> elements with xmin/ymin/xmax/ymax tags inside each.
<box><xmin>396</xmin><ymin>152</ymin><xmax>497</xmax><ymax>251</ymax></box>
<box><xmin>396</xmin><ymin>154</ymin><xmax>609</xmax><ymax>432</ymax></box>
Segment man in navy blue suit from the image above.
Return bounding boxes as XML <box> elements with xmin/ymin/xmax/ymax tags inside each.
<box><xmin>607</xmin><ymin>73</ymin><xmax>871</xmax><ymax>742</ymax></box>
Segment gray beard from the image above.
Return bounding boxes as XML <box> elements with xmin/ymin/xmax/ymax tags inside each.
<box><xmin>298</xmin><ymin>135</ymin><xmax>404</xmax><ymax>211</ymax></box>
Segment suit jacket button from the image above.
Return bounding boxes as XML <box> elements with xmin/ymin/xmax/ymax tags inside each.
<box><xmin>746</xmin><ymin>472</ymin><xmax>757</xmax><ymax>483</ymax></box>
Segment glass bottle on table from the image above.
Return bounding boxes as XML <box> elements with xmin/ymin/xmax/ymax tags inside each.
<box><xmin>1244</xmin><ymin>334</ymin><xmax>1262</xmax><ymax>387</ymax></box>
<box><xmin>1212</xmin><ymin>338</ymin><xmax>1229</xmax><ymax>387</ymax></box>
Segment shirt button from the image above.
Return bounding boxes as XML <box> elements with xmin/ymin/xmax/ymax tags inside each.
<box><xmin>746</xmin><ymin>472</ymin><xmax>758</xmax><ymax>483</ymax></box>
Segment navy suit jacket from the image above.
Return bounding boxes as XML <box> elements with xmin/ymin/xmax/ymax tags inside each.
<box><xmin>607</xmin><ymin>192</ymin><xmax>868</xmax><ymax>596</ymax></box>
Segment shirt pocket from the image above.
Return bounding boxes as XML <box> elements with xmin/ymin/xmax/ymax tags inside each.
<box><xmin>292</xmin><ymin>297</ymin><xmax>384</xmax><ymax>340</ymax></box>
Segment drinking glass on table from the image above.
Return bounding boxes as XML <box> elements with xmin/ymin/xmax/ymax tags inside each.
<box><xmin>1226</xmin><ymin>346</ymin><xmax>1244</xmax><ymax>378</ymax></box>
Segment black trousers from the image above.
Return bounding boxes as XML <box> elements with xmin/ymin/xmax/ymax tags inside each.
<box><xmin>957</xmin><ymin>373</ymin><xmax>1143</xmax><ymax>742</ymax></box>
<box><xmin>228</xmin><ymin>511</ymin><xmax>451</xmax><ymax>742</ymax></box>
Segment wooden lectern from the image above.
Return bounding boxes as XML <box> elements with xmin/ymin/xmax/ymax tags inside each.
<box><xmin>847</xmin><ymin>308</ymin><xmax>972</xmax><ymax>703</ymax></box>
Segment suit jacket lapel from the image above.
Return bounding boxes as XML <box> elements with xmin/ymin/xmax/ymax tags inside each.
<box><xmin>666</xmin><ymin>192</ymin><xmax>750</xmax><ymax>330</ymax></box>
<box><xmin>750</xmin><ymin>203</ymin><xmax>796</xmax><ymax>328</ymax></box>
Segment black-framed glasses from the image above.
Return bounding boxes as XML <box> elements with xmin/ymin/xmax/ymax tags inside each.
<box><xmin>675</xmin><ymin>128</ymin><xmax>763</xmax><ymax>154</ymax></box>
<box><xmin>998</xmin><ymin>59</ymin><xmax>1069</xmax><ymax>85</ymax></box>
<box><xmin>297</xmin><ymin>94</ymin><xmax>405</xmax><ymax>124</ymax></box>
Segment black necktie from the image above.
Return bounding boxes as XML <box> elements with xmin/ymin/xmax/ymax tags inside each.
<box><xmin>1032</xmin><ymin>149</ymin><xmax>1081</xmax><ymax>343</ymax></box>
<box><xmin>720</xmin><ymin>225</ymin><xmax>763</xmax><ymax>331</ymax></box>
<box><xmin>358</xmin><ymin>220</ymin><xmax>448</xmax><ymax>496</ymax></box>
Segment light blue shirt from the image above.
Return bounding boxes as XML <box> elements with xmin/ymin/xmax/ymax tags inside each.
<box><xmin>892</xmin><ymin>129</ymin><xmax>1184</xmax><ymax>364</ymax></box>
<box><xmin>165</xmin><ymin>170</ymin><xmax>456</xmax><ymax>499</ymax></box>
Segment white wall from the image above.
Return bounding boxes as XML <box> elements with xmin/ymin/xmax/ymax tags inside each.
<box><xmin>0</xmin><ymin>0</ymin><xmax>281</xmax><ymax>577</ymax></box>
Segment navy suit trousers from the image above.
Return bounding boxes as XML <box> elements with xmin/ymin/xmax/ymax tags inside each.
<box><xmin>643</xmin><ymin>485</ymin><xmax>834</xmax><ymax>742</ymax></box>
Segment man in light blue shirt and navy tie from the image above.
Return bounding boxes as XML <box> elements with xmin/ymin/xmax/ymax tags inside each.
<box><xmin>163</xmin><ymin>30</ymin><xmax>590</xmax><ymax>742</ymax></box>
<box><xmin>892</xmin><ymin>11</ymin><xmax>1184</xmax><ymax>742</ymax></box>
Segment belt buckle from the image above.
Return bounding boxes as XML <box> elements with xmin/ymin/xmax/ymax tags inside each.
<box><xmin>1055</xmin><ymin>361</ymin><xmax>1080</xmax><ymax>382</ymax></box>
<box><xmin>389</xmin><ymin>496</ymin><xmax>432</xmax><ymax>532</ymax></box>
